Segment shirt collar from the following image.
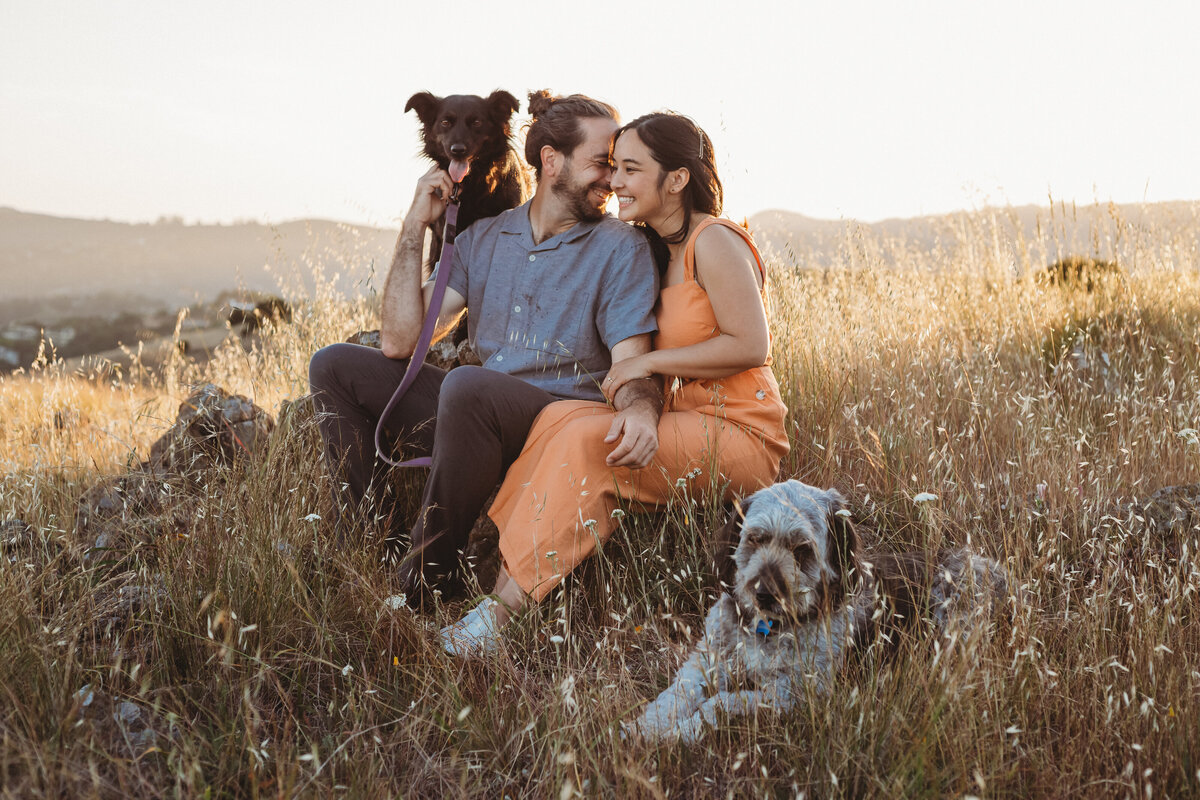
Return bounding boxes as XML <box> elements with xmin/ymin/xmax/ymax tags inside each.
<box><xmin>500</xmin><ymin>201</ymin><xmax>606</xmax><ymax>249</ymax></box>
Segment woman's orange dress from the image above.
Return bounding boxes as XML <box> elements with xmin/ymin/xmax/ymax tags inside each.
<box><xmin>488</xmin><ymin>217</ymin><xmax>790</xmax><ymax>601</ymax></box>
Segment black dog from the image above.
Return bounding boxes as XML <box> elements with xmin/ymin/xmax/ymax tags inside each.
<box><xmin>404</xmin><ymin>90</ymin><xmax>531</xmax><ymax>269</ymax></box>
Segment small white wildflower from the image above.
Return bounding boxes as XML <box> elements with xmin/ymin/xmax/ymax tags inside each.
<box><xmin>549</xmin><ymin>635</ymin><xmax>565</xmax><ymax>644</ymax></box>
<box><xmin>834</xmin><ymin>509</ymin><xmax>852</xmax><ymax>518</ymax></box>
<box><xmin>342</xmin><ymin>664</ymin><xmax>352</xmax><ymax>677</ymax></box>
<box><xmin>913</xmin><ymin>492</ymin><xmax>939</xmax><ymax>504</ymax></box>
<box><xmin>301</xmin><ymin>513</ymin><xmax>321</xmax><ymax>522</ymax></box>
<box><xmin>457</xmin><ymin>706</ymin><xmax>472</xmax><ymax>722</ymax></box>
<box><xmin>610</xmin><ymin>508</ymin><xmax>625</xmax><ymax>519</ymax></box>
<box><xmin>384</xmin><ymin>594</ymin><xmax>407</xmax><ymax>610</ymax></box>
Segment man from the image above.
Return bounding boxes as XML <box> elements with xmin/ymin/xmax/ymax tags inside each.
<box><xmin>308</xmin><ymin>91</ymin><xmax>662</xmax><ymax>599</ymax></box>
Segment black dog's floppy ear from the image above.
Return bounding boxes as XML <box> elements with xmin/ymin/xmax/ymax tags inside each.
<box><xmin>827</xmin><ymin>493</ymin><xmax>862</xmax><ymax>592</ymax></box>
<box><xmin>405</xmin><ymin>91</ymin><xmax>440</xmax><ymax>125</ymax></box>
<box><xmin>711</xmin><ymin>498</ymin><xmax>750</xmax><ymax>595</ymax></box>
<box><xmin>486</xmin><ymin>89</ymin><xmax>520</xmax><ymax>119</ymax></box>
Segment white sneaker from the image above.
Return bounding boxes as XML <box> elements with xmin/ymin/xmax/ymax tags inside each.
<box><xmin>440</xmin><ymin>596</ymin><xmax>503</xmax><ymax>656</ymax></box>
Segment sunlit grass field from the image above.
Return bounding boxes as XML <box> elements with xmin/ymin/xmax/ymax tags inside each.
<box><xmin>1</xmin><ymin>205</ymin><xmax>1198</xmax><ymax>798</ymax></box>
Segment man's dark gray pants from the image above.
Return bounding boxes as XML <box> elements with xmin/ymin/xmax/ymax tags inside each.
<box><xmin>308</xmin><ymin>342</ymin><xmax>556</xmax><ymax>594</ymax></box>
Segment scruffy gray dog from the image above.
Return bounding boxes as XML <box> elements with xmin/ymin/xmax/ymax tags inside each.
<box><xmin>626</xmin><ymin>480</ymin><xmax>1008</xmax><ymax>743</ymax></box>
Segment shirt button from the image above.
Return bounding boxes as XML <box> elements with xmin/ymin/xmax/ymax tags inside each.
<box><xmin>495</xmin><ymin>354</ymin><xmax>504</xmax><ymax>362</ymax></box>
<box><xmin>755</xmin><ymin>390</ymin><xmax>766</xmax><ymax>400</ymax></box>
<box><xmin>528</xmin><ymin>254</ymin><xmax>536</xmax><ymax>262</ymax></box>
<box><xmin>513</xmin><ymin>305</ymin><xmax>521</xmax><ymax>313</ymax></box>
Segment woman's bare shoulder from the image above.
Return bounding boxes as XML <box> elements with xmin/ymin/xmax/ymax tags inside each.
<box><xmin>693</xmin><ymin>221</ymin><xmax>758</xmax><ymax>274</ymax></box>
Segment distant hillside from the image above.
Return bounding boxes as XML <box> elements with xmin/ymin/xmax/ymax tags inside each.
<box><xmin>4</xmin><ymin>200</ymin><xmax>1197</xmax><ymax>325</ymax></box>
<box><xmin>749</xmin><ymin>201</ymin><xmax>1200</xmax><ymax>269</ymax></box>
<box><xmin>0</xmin><ymin>208</ymin><xmax>398</xmax><ymax>323</ymax></box>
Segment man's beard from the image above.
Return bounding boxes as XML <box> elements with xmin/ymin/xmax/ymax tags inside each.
<box><xmin>551</xmin><ymin>160</ymin><xmax>609</xmax><ymax>222</ymax></box>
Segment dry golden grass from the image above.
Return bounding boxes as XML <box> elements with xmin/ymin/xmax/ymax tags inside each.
<box><xmin>1</xmin><ymin>204</ymin><xmax>1198</xmax><ymax>798</ymax></box>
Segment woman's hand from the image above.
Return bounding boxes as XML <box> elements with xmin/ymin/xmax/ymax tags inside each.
<box><xmin>602</xmin><ymin>354</ymin><xmax>655</xmax><ymax>402</ymax></box>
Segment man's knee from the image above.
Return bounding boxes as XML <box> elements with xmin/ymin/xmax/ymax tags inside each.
<box><xmin>309</xmin><ymin>343</ymin><xmax>355</xmax><ymax>394</ymax></box>
<box><xmin>437</xmin><ymin>365</ymin><xmax>495</xmax><ymax>414</ymax></box>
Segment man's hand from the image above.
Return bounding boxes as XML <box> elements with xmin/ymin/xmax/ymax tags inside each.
<box><xmin>603</xmin><ymin>336</ymin><xmax>664</xmax><ymax>468</ymax></box>
<box><xmin>405</xmin><ymin>165</ymin><xmax>454</xmax><ymax>231</ymax></box>
<box><xmin>381</xmin><ymin>165</ymin><xmax>465</xmax><ymax>359</ymax></box>
<box><xmin>604</xmin><ymin>378</ymin><xmax>663</xmax><ymax>468</ymax></box>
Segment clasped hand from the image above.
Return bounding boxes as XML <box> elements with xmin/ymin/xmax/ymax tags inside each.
<box><xmin>601</xmin><ymin>354</ymin><xmax>653</xmax><ymax>403</ymax></box>
<box><xmin>601</xmin><ymin>354</ymin><xmax>660</xmax><ymax>469</ymax></box>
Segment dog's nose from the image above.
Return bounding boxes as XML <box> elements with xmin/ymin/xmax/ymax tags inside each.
<box><xmin>449</xmin><ymin>144</ymin><xmax>467</xmax><ymax>158</ymax></box>
<box><xmin>755</xmin><ymin>590</ymin><xmax>779</xmax><ymax>612</ymax></box>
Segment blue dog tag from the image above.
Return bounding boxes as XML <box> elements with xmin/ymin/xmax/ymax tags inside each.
<box><xmin>755</xmin><ymin>618</ymin><xmax>776</xmax><ymax>637</ymax></box>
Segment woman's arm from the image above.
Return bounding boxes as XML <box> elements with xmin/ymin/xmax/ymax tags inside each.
<box><xmin>602</xmin><ymin>224</ymin><xmax>769</xmax><ymax>400</ymax></box>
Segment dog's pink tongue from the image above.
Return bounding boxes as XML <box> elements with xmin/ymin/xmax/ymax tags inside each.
<box><xmin>449</xmin><ymin>159</ymin><xmax>470</xmax><ymax>183</ymax></box>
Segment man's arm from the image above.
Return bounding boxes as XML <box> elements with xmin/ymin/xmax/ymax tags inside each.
<box><xmin>603</xmin><ymin>334</ymin><xmax>664</xmax><ymax>468</ymax></box>
<box><xmin>380</xmin><ymin>165</ymin><xmax>468</xmax><ymax>360</ymax></box>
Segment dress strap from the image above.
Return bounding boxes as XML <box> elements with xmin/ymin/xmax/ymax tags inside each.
<box><xmin>682</xmin><ymin>217</ymin><xmax>767</xmax><ymax>285</ymax></box>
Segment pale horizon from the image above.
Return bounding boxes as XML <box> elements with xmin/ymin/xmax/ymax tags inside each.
<box><xmin>3</xmin><ymin>0</ymin><xmax>1198</xmax><ymax>229</ymax></box>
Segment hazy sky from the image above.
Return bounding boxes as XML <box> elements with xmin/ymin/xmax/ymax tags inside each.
<box><xmin>3</xmin><ymin>0</ymin><xmax>1198</xmax><ymax>227</ymax></box>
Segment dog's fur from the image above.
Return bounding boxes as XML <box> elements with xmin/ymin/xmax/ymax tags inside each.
<box><xmin>404</xmin><ymin>90</ymin><xmax>531</xmax><ymax>269</ymax></box>
<box><xmin>627</xmin><ymin>480</ymin><xmax>1008</xmax><ymax>743</ymax></box>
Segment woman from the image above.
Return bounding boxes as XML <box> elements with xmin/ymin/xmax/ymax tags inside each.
<box><xmin>442</xmin><ymin>113</ymin><xmax>789</xmax><ymax>654</ymax></box>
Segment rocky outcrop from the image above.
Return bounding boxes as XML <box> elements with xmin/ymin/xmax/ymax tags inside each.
<box><xmin>70</xmin><ymin>684</ymin><xmax>179</xmax><ymax>758</ymax></box>
<box><xmin>146</xmin><ymin>383</ymin><xmax>274</xmax><ymax>476</ymax></box>
<box><xmin>76</xmin><ymin>384</ymin><xmax>274</xmax><ymax>562</ymax></box>
<box><xmin>1121</xmin><ymin>483</ymin><xmax>1200</xmax><ymax>547</ymax></box>
<box><xmin>1037</xmin><ymin>256</ymin><xmax>1124</xmax><ymax>292</ymax></box>
<box><xmin>345</xmin><ymin>329</ymin><xmax>481</xmax><ymax>370</ymax></box>
<box><xmin>227</xmin><ymin>296</ymin><xmax>292</xmax><ymax>334</ymax></box>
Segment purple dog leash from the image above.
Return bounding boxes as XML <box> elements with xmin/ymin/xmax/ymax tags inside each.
<box><xmin>373</xmin><ymin>173</ymin><xmax>465</xmax><ymax>468</ymax></box>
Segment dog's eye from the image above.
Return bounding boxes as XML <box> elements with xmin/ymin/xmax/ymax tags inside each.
<box><xmin>743</xmin><ymin>530</ymin><xmax>767</xmax><ymax>547</ymax></box>
<box><xmin>792</xmin><ymin>542</ymin><xmax>815</xmax><ymax>562</ymax></box>
<box><xmin>440</xmin><ymin>118</ymin><xmax>453</xmax><ymax>128</ymax></box>
<box><xmin>471</xmin><ymin>118</ymin><xmax>483</xmax><ymax>128</ymax></box>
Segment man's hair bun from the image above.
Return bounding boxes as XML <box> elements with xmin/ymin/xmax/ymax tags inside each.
<box><xmin>527</xmin><ymin>89</ymin><xmax>557</xmax><ymax>119</ymax></box>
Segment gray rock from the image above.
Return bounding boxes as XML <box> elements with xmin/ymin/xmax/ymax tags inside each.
<box><xmin>146</xmin><ymin>383</ymin><xmax>275</xmax><ymax>475</ymax></box>
<box><xmin>71</xmin><ymin>687</ymin><xmax>176</xmax><ymax>757</ymax></box>
<box><xmin>1128</xmin><ymin>483</ymin><xmax>1200</xmax><ymax>541</ymax></box>
<box><xmin>345</xmin><ymin>329</ymin><xmax>382</xmax><ymax>348</ymax></box>
<box><xmin>426</xmin><ymin>339</ymin><xmax>459</xmax><ymax>371</ymax></box>
<box><xmin>113</xmin><ymin>700</ymin><xmax>145</xmax><ymax>726</ymax></box>
<box><xmin>344</xmin><ymin>328</ymin><xmax>481</xmax><ymax>370</ymax></box>
<box><xmin>457</xmin><ymin>338</ymin><xmax>481</xmax><ymax>367</ymax></box>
